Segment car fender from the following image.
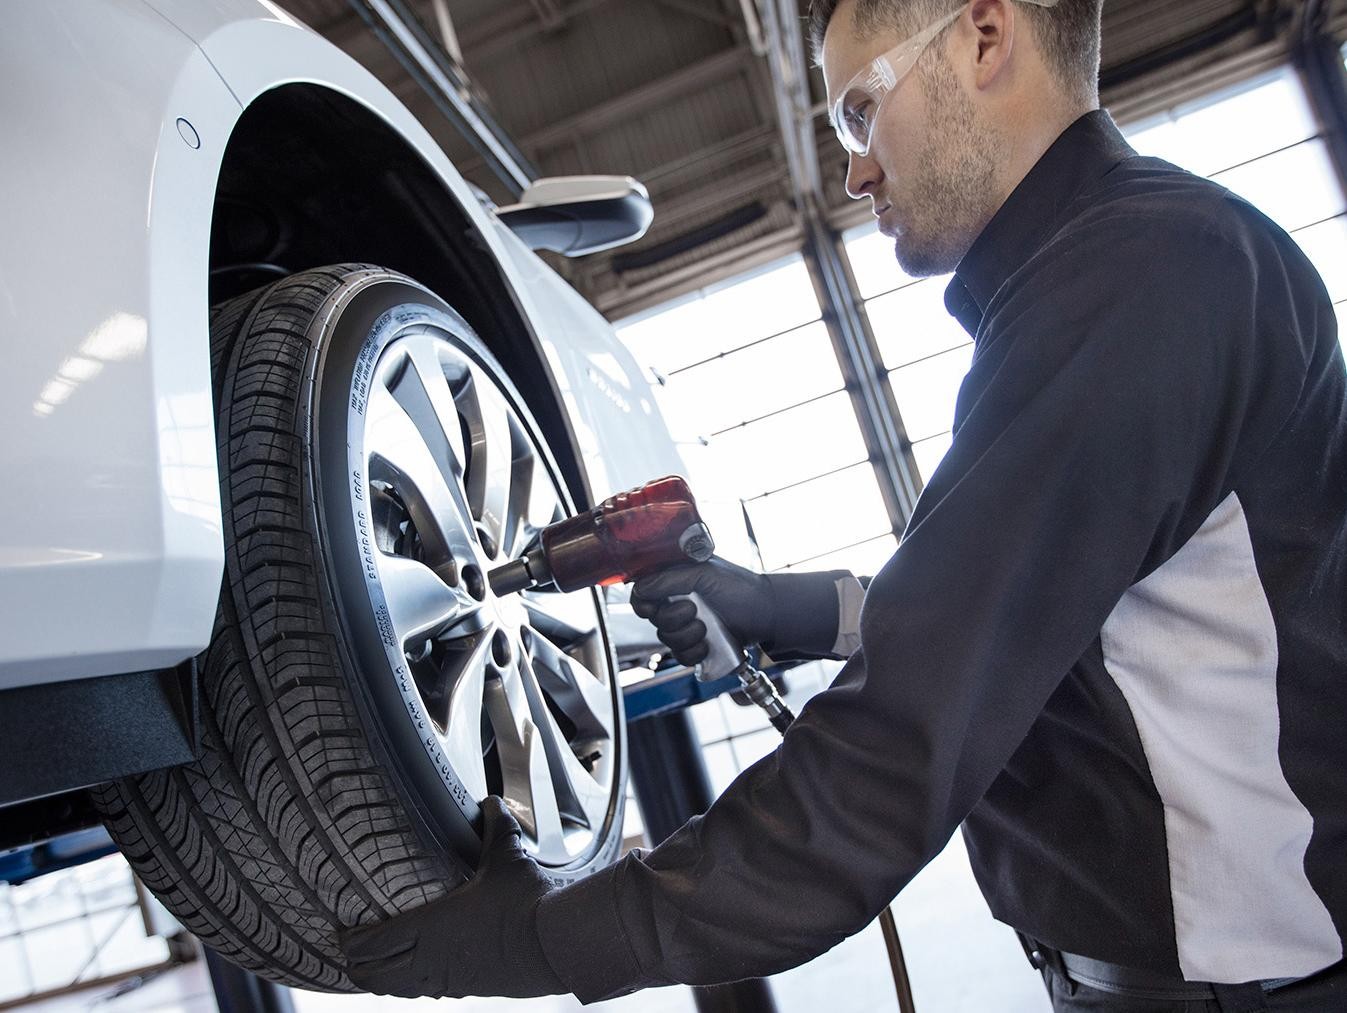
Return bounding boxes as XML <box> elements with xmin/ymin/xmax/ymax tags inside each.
<box><xmin>1</xmin><ymin>1</ymin><xmax>682</xmax><ymax>690</ymax></box>
<box><xmin>150</xmin><ymin>0</ymin><xmax>686</xmax><ymax>498</ymax></box>
<box><xmin>0</xmin><ymin>2</ymin><xmax>238</xmax><ymax>690</ymax></box>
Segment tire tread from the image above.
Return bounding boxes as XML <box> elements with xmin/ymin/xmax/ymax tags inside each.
<box><xmin>94</xmin><ymin>267</ymin><xmax>451</xmax><ymax>991</ymax></box>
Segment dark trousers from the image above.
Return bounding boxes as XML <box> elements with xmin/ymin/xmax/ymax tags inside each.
<box><xmin>1038</xmin><ymin>959</ymin><xmax>1347</xmax><ymax>1012</ymax></box>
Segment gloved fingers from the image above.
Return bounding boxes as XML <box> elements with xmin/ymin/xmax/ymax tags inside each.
<box><xmin>631</xmin><ymin>564</ymin><xmax>707</xmax><ymax>607</ymax></box>
<box><xmin>651</xmin><ymin>598</ymin><xmax>698</xmax><ymax>630</ymax></box>
<box><xmin>482</xmin><ymin>797</ymin><xmax>522</xmax><ymax>856</ymax></box>
<box><xmin>670</xmin><ymin>639</ymin><xmax>709</xmax><ymax>667</ymax></box>
<box><xmin>658</xmin><ymin>619</ymin><xmax>707</xmax><ymax>654</ymax></box>
<box><xmin>345</xmin><ymin>948</ymin><xmax>416</xmax><ymax>987</ymax></box>
<box><xmin>340</xmin><ymin>921</ymin><xmax>419</xmax><ymax>963</ymax></box>
<box><xmin>630</xmin><ymin>594</ymin><xmax>659</xmax><ymax>620</ymax></box>
<box><xmin>477</xmin><ymin>796</ymin><xmax>526</xmax><ymax>869</ymax></box>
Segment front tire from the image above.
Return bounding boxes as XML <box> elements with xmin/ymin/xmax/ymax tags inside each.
<box><xmin>93</xmin><ymin>265</ymin><xmax>626</xmax><ymax>990</ymax></box>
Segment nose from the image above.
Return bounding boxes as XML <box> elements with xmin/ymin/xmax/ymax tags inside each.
<box><xmin>845</xmin><ymin>149</ymin><xmax>882</xmax><ymax>201</ymax></box>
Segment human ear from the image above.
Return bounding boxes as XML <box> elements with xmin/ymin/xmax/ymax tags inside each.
<box><xmin>967</xmin><ymin>0</ymin><xmax>1014</xmax><ymax>89</ymax></box>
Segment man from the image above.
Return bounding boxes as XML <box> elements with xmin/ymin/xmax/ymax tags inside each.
<box><xmin>340</xmin><ymin>0</ymin><xmax>1347</xmax><ymax>1008</ymax></box>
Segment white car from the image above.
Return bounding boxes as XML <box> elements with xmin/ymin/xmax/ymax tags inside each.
<box><xmin>0</xmin><ymin>0</ymin><xmax>683</xmax><ymax>990</ymax></box>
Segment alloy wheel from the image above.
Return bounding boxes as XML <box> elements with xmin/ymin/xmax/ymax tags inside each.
<box><xmin>353</xmin><ymin>322</ymin><xmax>618</xmax><ymax>867</ymax></box>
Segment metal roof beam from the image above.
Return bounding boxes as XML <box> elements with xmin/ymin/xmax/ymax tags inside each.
<box><xmin>651</xmin><ymin>0</ymin><xmax>735</xmax><ymax>28</ymax></box>
<box><xmin>460</xmin><ymin>0</ymin><xmax>613</xmax><ymax>60</ymax></box>
<box><xmin>758</xmin><ymin>0</ymin><xmax>824</xmax><ymax>207</ymax></box>
<box><xmin>528</xmin><ymin>0</ymin><xmax>568</xmax><ymax>31</ymax></box>
<box><xmin>519</xmin><ymin>45</ymin><xmax>755</xmax><ymax>154</ymax></box>
<box><xmin>347</xmin><ymin>0</ymin><xmax>538</xmax><ymax>192</ymax></box>
<box><xmin>640</xmin><ymin>124</ymin><xmax>779</xmax><ymax>186</ymax></box>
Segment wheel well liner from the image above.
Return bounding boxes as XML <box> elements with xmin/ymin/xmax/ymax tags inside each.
<box><xmin>209</xmin><ymin>83</ymin><xmax>590</xmax><ymax>506</ymax></box>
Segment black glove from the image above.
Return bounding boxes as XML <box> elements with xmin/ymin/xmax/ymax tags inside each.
<box><xmin>339</xmin><ymin>797</ymin><xmax>565</xmax><ymax>999</ymax></box>
<box><xmin>630</xmin><ymin>557</ymin><xmax>847</xmax><ymax>666</ymax></box>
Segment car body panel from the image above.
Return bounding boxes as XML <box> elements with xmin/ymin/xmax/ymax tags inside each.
<box><xmin>0</xmin><ymin>0</ymin><xmax>682</xmax><ymax>691</ymax></box>
<box><xmin>0</xmin><ymin>2</ymin><xmax>235</xmax><ymax>690</ymax></box>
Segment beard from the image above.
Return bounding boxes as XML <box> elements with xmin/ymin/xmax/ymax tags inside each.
<box><xmin>890</xmin><ymin>57</ymin><xmax>1000</xmax><ymax>277</ymax></box>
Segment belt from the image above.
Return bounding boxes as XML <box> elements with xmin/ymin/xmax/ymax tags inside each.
<box><xmin>1017</xmin><ymin>934</ymin><xmax>1303</xmax><ymax>1006</ymax></box>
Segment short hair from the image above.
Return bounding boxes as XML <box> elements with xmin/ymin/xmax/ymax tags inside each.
<box><xmin>808</xmin><ymin>0</ymin><xmax>1103</xmax><ymax>103</ymax></box>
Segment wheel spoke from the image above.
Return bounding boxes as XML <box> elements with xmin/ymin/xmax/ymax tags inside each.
<box><xmin>378</xmin><ymin>553</ymin><xmax>473</xmax><ymax>643</ymax></box>
<box><xmin>397</xmin><ymin>338</ymin><xmax>469</xmax><ymax>480</ymax></box>
<box><xmin>456</xmin><ymin>368</ymin><xmax>514</xmax><ymax>556</ymax></box>
<box><xmin>502</xmin><ymin>450</ymin><xmax>563</xmax><ymax>562</ymax></box>
<box><xmin>366</xmin><ymin>384</ymin><xmax>477</xmax><ymax>566</ymax></box>
<box><xmin>521</xmin><ymin>589</ymin><xmax>600</xmax><ymax>646</ymax></box>
<box><xmin>484</xmin><ymin>661</ymin><xmax>567</xmax><ymax>859</ymax></box>
<box><xmin>520</xmin><ymin>657</ymin><xmax>611</xmax><ymax>837</ymax></box>
<box><xmin>524</xmin><ymin>629</ymin><xmax>614</xmax><ymax>742</ymax></box>
<box><xmin>438</xmin><ymin>633</ymin><xmax>492</xmax><ymax>802</ymax></box>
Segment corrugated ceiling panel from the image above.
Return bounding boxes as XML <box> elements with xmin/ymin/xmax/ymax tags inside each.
<box><xmin>471</xmin><ymin>1</ymin><xmax>732</xmax><ymax>141</ymax></box>
<box><xmin>1101</xmin><ymin>0</ymin><xmax>1254</xmax><ymax>68</ymax></box>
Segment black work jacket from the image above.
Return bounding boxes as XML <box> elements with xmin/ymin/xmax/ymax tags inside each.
<box><xmin>537</xmin><ymin>111</ymin><xmax>1347</xmax><ymax>999</ymax></box>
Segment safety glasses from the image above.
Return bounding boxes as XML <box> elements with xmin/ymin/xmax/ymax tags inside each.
<box><xmin>828</xmin><ymin>0</ymin><xmax>1061</xmax><ymax>157</ymax></box>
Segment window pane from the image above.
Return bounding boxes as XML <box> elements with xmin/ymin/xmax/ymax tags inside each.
<box><xmin>698</xmin><ymin>258</ymin><xmax>822</xmax><ymax>346</ymax></box>
<box><xmin>617</xmin><ymin>292</ymin><xmax>718</xmax><ymax>376</ymax></box>
<box><xmin>866</xmin><ymin>279</ymin><xmax>969</xmax><ymax>370</ymax></box>
<box><xmin>618</xmin><ymin>254</ymin><xmax>890</xmax><ymax>573</ymax></box>
<box><xmin>0</xmin><ymin>937</ymin><xmax>26</xmax><ymax>1001</ymax></box>
<box><xmin>843</xmin><ymin>225</ymin><xmax>919</xmax><ymax>299</ymax></box>
<box><xmin>618</xmin><ymin>258</ymin><xmax>822</xmax><ymax>375</ymax></box>
<box><xmin>777</xmin><ymin>533</ymin><xmax>899</xmax><ymax>578</ymax></box>
<box><xmin>912</xmin><ymin>431</ymin><xmax>954</xmax><ymax>483</ymax></box>
<box><xmin>745</xmin><ymin>463</ymin><xmax>890</xmax><ymax>570</ymax></box>
<box><xmin>1125</xmin><ymin>70</ymin><xmax>1318</xmax><ymax>176</ymax></box>
<box><xmin>888</xmin><ymin>345</ymin><xmax>974</xmax><ymax>443</ymax></box>
<box><xmin>1294</xmin><ymin>214</ymin><xmax>1347</xmax><ymax>304</ymax></box>
<box><xmin>660</xmin><ymin>321</ymin><xmax>843</xmax><ymax>437</ymax></box>
<box><xmin>700</xmin><ymin>740</ymin><xmax>739</xmax><ymax>795</ymax></box>
<box><xmin>1212</xmin><ymin>140</ymin><xmax>1345</xmax><ymax>234</ymax></box>
<box><xmin>702</xmin><ymin>392</ymin><xmax>869</xmax><ymax>500</ymax></box>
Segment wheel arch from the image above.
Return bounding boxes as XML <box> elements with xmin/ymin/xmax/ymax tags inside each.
<box><xmin>209</xmin><ymin>82</ymin><xmax>592</xmax><ymax>510</ymax></box>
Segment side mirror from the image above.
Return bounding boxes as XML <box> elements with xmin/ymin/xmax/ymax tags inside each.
<box><xmin>496</xmin><ymin>176</ymin><xmax>653</xmax><ymax>257</ymax></box>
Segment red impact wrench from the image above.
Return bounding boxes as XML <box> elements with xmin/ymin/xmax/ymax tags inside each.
<box><xmin>487</xmin><ymin>475</ymin><xmax>795</xmax><ymax>732</ymax></box>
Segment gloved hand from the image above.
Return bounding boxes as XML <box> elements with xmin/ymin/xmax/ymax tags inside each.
<box><xmin>339</xmin><ymin>797</ymin><xmax>565</xmax><ymax>999</ymax></box>
<box><xmin>630</xmin><ymin>557</ymin><xmax>847</xmax><ymax>666</ymax></box>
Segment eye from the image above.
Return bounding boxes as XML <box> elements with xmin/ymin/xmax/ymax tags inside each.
<box><xmin>843</xmin><ymin>98</ymin><xmax>874</xmax><ymax>134</ymax></box>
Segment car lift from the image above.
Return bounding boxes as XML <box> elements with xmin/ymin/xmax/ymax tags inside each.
<box><xmin>623</xmin><ymin>664</ymin><xmax>780</xmax><ymax>1013</ymax></box>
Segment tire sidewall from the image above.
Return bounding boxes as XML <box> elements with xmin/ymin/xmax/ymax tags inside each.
<box><xmin>307</xmin><ymin>270</ymin><xmax>626</xmax><ymax>883</ymax></box>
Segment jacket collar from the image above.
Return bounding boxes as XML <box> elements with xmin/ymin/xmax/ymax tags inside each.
<box><xmin>944</xmin><ymin>110</ymin><xmax>1136</xmax><ymax>337</ymax></box>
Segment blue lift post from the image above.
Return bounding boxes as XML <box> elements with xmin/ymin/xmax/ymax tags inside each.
<box><xmin>623</xmin><ymin>666</ymin><xmax>781</xmax><ymax>1013</ymax></box>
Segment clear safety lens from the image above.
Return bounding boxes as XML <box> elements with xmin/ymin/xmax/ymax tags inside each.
<box><xmin>828</xmin><ymin>4</ymin><xmax>966</xmax><ymax>156</ymax></box>
<box><xmin>828</xmin><ymin>0</ymin><xmax>1061</xmax><ymax>157</ymax></box>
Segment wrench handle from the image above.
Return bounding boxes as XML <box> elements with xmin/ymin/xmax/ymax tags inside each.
<box><xmin>673</xmin><ymin>592</ymin><xmax>747</xmax><ymax>682</ymax></box>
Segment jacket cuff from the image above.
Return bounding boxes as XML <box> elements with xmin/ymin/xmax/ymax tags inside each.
<box><xmin>765</xmin><ymin>569</ymin><xmax>854</xmax><ymax>658</ymax></box>
<box><xmin>536</xmin><ymin>859</ymin><xmax>652</xmax><ymax>1003</ymax></box>
<box><xmin>830</xmin><ymin>574</ymin><xmax>866</xmax><ymax>657</ymax></box>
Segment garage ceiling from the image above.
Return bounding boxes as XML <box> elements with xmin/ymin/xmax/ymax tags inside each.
<box><xmin>281</xmin><ymin>0</ymin><xmax>1347</xmax><ymax>316</ymax></box>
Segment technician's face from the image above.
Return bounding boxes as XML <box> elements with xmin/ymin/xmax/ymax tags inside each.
<box><xmin>822</xmin><ymin>1</ymin><xmax>996</xmax><ymax>277</ymax></box>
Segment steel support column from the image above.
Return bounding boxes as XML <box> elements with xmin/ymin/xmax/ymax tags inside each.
<box><xmin>803</xmin><ymin>221</ymin><xmax>924</xmax><ymax>530</ymax></box>
<box><xmin>755</xmin><ymin>0</ymin><xmax>925</xmax><ymax>530</ymax></box>
<box><xmin>204</xmin><ymin>949</ymin><xmax>296</xmax><ymax>1013</ymax></box>
<box><xmin>1296</xmin><ymin>0</ymin><xmax>1347</xmax><ymax>200</ymax></box>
